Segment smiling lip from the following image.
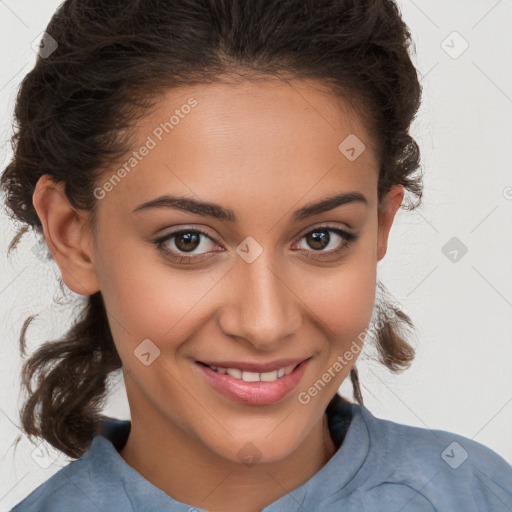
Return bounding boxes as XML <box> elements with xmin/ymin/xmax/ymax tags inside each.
<box><xmin>195</xmin><ymin>358</ymin><xmax>311</xmax><ymax>405</ymax></box>
<box><xmin>197</xmin><ymin>357</ymin><xmax>309</xmax><ymax>373</ymax></box>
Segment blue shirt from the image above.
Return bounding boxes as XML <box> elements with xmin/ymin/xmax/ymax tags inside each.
<box><xmin>11</xmin><ymin>394</ymin><xmax>512</xmax><ymax>511</ymax></box>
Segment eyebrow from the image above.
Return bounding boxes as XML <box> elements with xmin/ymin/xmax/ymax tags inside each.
<box><xmin>132</xmin><ymin>191</ymin><xmax>368</xmax><ymax>222</ymax></box>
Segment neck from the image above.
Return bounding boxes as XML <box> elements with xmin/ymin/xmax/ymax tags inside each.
<box><xmin>119</xmin><ymin>411</ymin><xmax>337</xmax><ymax>512</ymax></box>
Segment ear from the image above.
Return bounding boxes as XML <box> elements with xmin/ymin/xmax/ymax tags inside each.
<box><xmin>376</xmin><ymin>185</ymin><xmax>404</xmax><ymax>262</ymax></box>
<box><xmin>32</xmin><ymin>174</ymin><xmax>100</xmax><ymax>295</ymax></box>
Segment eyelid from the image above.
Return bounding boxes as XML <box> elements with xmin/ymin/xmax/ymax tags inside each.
<box><xmin>294</xmin><ymin>221</ymin><xmax>355</xmax><ymax>239</ymax></box>
<box><xmin>154</xmin><ymin>224</ymin><xmax>220</xmax><ymax>243</ymax></box>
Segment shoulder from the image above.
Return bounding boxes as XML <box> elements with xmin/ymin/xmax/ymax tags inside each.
<box><xmin>10</xmin><ymin>445</ymin><xmax>99</xmax><ymax>512</ymax></box>
<box><xmin>10</xmin><ymin>420</ymin><xmax>133</xmax><ymax>512</ymax></box>
<box><xmin>356</xmin><ymin>405</ymin><xmax>512</xmax><ymax>511</ymax></box>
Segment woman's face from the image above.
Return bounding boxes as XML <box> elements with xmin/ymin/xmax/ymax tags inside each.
<box><xmin>76</xmin><ymin>78</ymin><xmax>402</xmax><ymax>463</ymax></box>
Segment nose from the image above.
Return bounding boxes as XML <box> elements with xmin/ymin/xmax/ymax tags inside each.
<box><xmin>218</xmin><ymin>250</ymin><xmax>302</xmax><ymax>351</ymax></box>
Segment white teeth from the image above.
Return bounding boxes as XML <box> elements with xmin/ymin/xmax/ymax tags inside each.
<box><xmin>226</xmin><ymin>368</ymin><xmax>242</xmax><ymax>379</ymax></box>
<box><xmin>286</xmin><ymin>365</ymin><xmax>296</xmax><ymax>375</ymax></box>
<box><xmin>242</xmin><ymin>371</ymin><xmax>260</xmax><ymax>382</ymax></box>
<box><xmin>209</xmin><ymin>364</ymin><xmax>297</xmax><ymax>382</ymax></box>
<box><xmin>260</xmin><ymin>370</ymin><xmax>278</xmax><ymax>382</ymax></box>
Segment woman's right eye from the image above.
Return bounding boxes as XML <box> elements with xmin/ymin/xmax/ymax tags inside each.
<box><xmin>153</xmin><ymin>228</ymin><xmax>220</xmax><ymax>264</ymax></box>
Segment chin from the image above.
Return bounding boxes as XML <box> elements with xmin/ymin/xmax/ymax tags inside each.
<box><xmin>207</xmin><ymin>433</ymin><xmax>302</xmax><ymax>466</ymax></box>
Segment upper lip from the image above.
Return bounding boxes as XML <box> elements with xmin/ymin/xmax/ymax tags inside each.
<box><xmin>197</xmin><ymin>357</ymin><xmax>311</xmax><ymax>373</ymax></box>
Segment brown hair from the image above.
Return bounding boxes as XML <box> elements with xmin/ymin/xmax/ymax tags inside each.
<box><xmin>1</xmin><ymin>0</ymin><xmax>422</xmax><ymax>459</ymax></box>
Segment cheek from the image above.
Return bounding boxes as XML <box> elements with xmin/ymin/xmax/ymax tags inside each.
<box><xmin>297</xmin><ymin>258</ymin><xmax>376</xmax><ymax>399</ymax></box>
<box><xmin>92</xmin><ymin>232</ymin><xmax>214</xmax><ymax>356</ymax></box>
<box><xmin>304</xmin><ymin>250</ymin><xmax>377</xmax><ymax>347</ymax></box>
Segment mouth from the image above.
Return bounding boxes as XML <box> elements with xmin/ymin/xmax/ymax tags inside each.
<box><xmin>196</xmin><ymin>361</ymin><xmax>302</xmax><ymax>382</ymax></box>
<box><xmin>194</xmin><ymin>357</ymin><xmax>312</xmax><ymax>405</ymax></box>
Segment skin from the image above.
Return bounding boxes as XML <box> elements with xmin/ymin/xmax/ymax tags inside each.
<box><xmin>32</xmin><ymin>77</ymin><xmax>404</xmax><ymax>512</ymax></box>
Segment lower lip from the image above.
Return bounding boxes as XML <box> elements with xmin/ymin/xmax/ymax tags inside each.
<box><xmin>195</xmin><ymin>359</ymin><xmax>311</xmax><ymax>405</ymax></box>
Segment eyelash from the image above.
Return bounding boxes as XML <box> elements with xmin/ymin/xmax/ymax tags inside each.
<box><xmin>153</xmin><ymin>225</ymin><xmax>359</xmax><ymax>264</ymax></box>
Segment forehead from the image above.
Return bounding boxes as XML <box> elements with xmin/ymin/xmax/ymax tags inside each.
<box><xmin>97</xmin><ymin>77</ymin><xmax>379</xmax><ymax>215</ymax></box>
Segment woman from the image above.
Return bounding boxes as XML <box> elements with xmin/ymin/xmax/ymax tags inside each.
<box><xmin>2</xmin><ymin>0</ymin><xmax>511</xmax><ymax>510</ymax></box>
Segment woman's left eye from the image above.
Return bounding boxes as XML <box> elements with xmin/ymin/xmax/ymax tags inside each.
<box><xmin>293</xmin><ymin>226</ymin><xmax>359</xmax><ymax>260</ymax></box>
<box><xmin>153</xmin><ymin>225</ymin><xmax>359</xmax><ymax>264</ymax></box>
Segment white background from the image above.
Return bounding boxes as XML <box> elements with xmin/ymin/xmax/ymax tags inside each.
<box><xmin>0</xmin><ymin>0</ymin><xmax>511</xmax><ymax>509</ymax></box>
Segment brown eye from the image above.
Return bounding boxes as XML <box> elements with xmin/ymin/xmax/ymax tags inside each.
<box><xmin>304</xmin><ymin>230</ymin><xmax>330</xmax><ymax>250</ymax></box>
<box><xmin>294</xmin><ymin>226</ymin><xmax>359</xmax><ymax>261</ymax></box>
<box><xmin>154</xmin><ymin>228</ymin><xmax>219</xmax><ymax>263</ymax></box>
<box><xmin>153</xmin><ymin>225</ymin><xmax>359</xmax><ymax>265</ymax></box>
<box><xmin>174</xmin><ymin>232</ymin><xmax>202</xmax><ymax>252</ymax></box>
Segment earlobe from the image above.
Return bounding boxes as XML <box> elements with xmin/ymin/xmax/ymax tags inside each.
<box><xmin>376</xmin><ymin>185</ymin><xmax>404</xmax><ymax>262</ymax></box>
<box><xmin>32</xmin><ymin>174</ymin><xmax>100</xmax><ymax>296</ymax></box>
